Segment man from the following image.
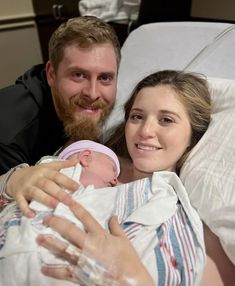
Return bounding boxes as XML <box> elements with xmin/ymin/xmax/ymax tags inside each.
<box><xmin>0</xmin><ymin>16</ymin><xmax>120</xmax><ymax>217</ymax></box>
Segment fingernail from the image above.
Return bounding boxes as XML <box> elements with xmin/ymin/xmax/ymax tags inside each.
<box><xmin>43</xmin><ymin>215</ymin><xmax>52</xmax><ymax>225</ymax></box>
<box><xmin>50</xmin><ymin>199</ymin><xmax>58</xmax><ymax>208</ymax></box>
<box><xmin>69</xmin><ymin>200</ymin><xmax>78</xmax><ymax>209</ymax></box>
<box><xmin>41</xmin><ymin>266</ymin><xmax>49</xmax><ymax>274</ymax></box>
<box><xmin>63</xmin><ymin>195</ymin><xmax>73</xmax><ymax>206</ymax></box>
<box><xmin>36</xmin><ymin>234</ymin><xmax>45</xmax><ymax>244</ymax></box>
<box><xmin>73</xmin><ymin>182</ymin><xmax>79</xmax><ymax>188</ymax></box>
<box><xmin>25</xmin><ymin>210</ymin><xmax>36</xmax><ymax>218</ymax></box>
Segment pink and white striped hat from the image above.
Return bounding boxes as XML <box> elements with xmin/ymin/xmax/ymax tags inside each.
<box><xmin>58</xmin><ymin>140</ymin><xmax>120</xmax><ymax>176</ymax></box>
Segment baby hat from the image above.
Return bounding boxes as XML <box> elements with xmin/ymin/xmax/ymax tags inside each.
<box><xmin>58</xmin><ymin>140</ymin><xmax>120</xmax><ymax>176</ymax></box>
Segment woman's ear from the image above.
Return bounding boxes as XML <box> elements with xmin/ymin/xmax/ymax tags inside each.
<box><xmin>79</xmin><ymin>150</ymin><xmax>92</xmax><ymax>167</ymax></box>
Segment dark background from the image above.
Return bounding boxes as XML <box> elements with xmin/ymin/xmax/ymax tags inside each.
<box><xmin>32</xmin><ymin>0</ymin><xmax>231</xmax><ymax>62</ymax></box>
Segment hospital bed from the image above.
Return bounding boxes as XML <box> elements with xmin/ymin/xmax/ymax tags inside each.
<box><xmin>105</xmin><ymin>21</ymin><xmax>235</xmax><ymax>267</ymax></box>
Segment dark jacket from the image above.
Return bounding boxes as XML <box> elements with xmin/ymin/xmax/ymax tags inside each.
<box><xmin>0</xmin><ymin>64</ymin><xmax>65</xmax><ymax>174</ymax></box>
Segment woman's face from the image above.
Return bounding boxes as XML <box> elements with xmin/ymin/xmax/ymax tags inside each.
<box><xmin>125</xmin><ymin>85</ymin><xmax>191</xmax><ymax>179</ymax></box>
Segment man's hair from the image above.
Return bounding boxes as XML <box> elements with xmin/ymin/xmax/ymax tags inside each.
<box><xmin>106</xmin><ymin>70</ymin><xmax>212</xmax><ymax>174</ymax></box>
<box><xmin>48</xmin><ymin>16</ymin><xmax>121</xmax><ymax>71</ymax></box>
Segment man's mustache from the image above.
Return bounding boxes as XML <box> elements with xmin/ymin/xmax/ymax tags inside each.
<box><xmin>70</xmin><ymin>96</ymin><xmax>107</xmax><ymax>109</ymax></box>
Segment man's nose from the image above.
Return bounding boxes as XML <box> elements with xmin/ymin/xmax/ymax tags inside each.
<box><xmin>82</xmin><ymin>79</ymin><xmax>100</xmax><ymax>100</ymax></box>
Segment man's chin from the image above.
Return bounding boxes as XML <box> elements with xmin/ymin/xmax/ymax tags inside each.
<box><xmin>63</xmin><ymin>104</ymin><xmax>112</xmax><ymax>141</ymax></box>
<box><xmin>64</xmin><ymin>118</ymin><xmax>101</xmax><ymax>141</ymax></box>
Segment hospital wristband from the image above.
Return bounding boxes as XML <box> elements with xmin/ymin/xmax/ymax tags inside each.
<box><xmin>0</xmin><ymin>163</ymin><xmax>29</xmax><ymax>208</ymax></box>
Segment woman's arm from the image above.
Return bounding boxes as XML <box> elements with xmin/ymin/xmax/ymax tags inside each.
<box><xmin>36</xmin><ymin>200</ymin><xmax>154</xmax><ymax>286</ymax></box>
<box><xmin>200</xmin><ymin>224</ymin><xmax>235</xmax><ymax>286</ymax></box>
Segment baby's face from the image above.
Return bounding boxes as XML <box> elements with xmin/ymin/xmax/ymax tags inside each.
<box><xmin>90</xmin><ymin>153</ymin><xmax>118</xmax><ymax>187</ymax></box>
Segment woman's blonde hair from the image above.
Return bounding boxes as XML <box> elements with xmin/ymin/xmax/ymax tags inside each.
<box><xmin>106</xmin><ymin>70</ymin><xmax>211</xmax><ymax>174</ymax></box>
<box><xmin>48</xmin><ymin>16</ymin><xmax>121</xmax><ymax>71</ymax></box>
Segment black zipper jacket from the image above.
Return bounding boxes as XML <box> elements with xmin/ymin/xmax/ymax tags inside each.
<box><xmin>0</xmin><ymin>64</ymin><xmax>65</xmax><ymax>174</ymax></box>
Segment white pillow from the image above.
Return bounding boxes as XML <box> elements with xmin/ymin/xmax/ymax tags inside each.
<box><xmin>105</xmin><ymin>21</ymin><xmax>235</xmax><ymax>133</ymax></box>
<box><xmin>180</xmin><ymin>77</ymin><xmax>235</xmax><ymax>265</ymax></box>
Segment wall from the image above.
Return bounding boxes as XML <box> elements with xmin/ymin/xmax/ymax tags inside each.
<box><xmin>0</xmin><ymin>0</ymin><xmax>42</xmax><ymax>87</ymax></box>
<box><xmin>191</xmin><ymin>0</ymin><xmax>235</xmax><ymax>22</ymax></box>
<box><xmin>0</xmin><ymin>0</ymin><xmax>34</xmax><ymax>19</ymax></box>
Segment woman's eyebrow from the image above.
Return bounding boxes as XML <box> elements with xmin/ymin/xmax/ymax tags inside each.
<box><xmin>130</xmin><ymin>108</ymin><xmax>142</xmax><ymax>112</ymax></box>
<box><xmin>159</xmin><ymin>109</ymin><xmax>181</xmax><ymax>119</ymax></box>
<box><xmin>130</xmin><ymin>108</ymin><xmax>181</xmax><ymax>119</ymax></box>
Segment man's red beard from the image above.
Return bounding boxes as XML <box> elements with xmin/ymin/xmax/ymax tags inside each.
<box><xmin>53</xmin><ymin>91</ymin><xmax>114</xmax><ymax>142</ymax></box>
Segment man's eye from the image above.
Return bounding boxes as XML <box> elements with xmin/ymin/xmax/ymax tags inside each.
<box><xmin>71</xmin><ymin>71</ymin><xmax>85</xmax><ymax>80</ymax></box>
<box><xmin>99</xmin><ymin>74</ymin><xmax>113</xmax><ymax>83</ymax></box>
<box><xmin>74</xmin><ymin>72</ymin><xmax>84</xmax><ymax>78</ymax></box>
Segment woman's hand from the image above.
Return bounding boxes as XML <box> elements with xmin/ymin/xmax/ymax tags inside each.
<box><xmin>6</xmin><ymin>159</ymin><xmax>79</xmax><ymax>218</ymax></box>
<box><xmin>36</xmin><ymin>201</ymin><xmax>154</xmax><ymax>286</ymax></box>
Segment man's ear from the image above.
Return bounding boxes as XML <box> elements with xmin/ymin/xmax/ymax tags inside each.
<box><xmin>79</xmin><ymin>150</ymin><xmax>92</xmax><ymax>167</ymax></box>
<box><xmin>45</xmin><ymin>61</ymin><xmax>55</xmax><ymax>87</ymax></box>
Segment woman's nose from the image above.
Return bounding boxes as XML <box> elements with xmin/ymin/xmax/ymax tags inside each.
<box><xmin>139</xmin><ymin>120</ymin><xmax>158</xmax><ymax>138</ymax></box>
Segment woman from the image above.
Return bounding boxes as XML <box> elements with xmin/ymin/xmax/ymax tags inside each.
<box><xmin>36</xmin><ymin>70</ymin><xmax>213</xmax><ymax>285</ymax></box>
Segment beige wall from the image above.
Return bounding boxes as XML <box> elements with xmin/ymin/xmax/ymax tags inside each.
<box><xmin>0</xmin><ymin>0</ymin><xmax>43</xmax><ymax>88</ymax></box>
<box><xmin>191</xmin><ymin>0</ymin><xmax>235</xmax><ymax>21</ymax></box>
<box><xmin>0</xmin><ymin>0</ymin><xmax>34</xmax><ymax>19</ymax></box>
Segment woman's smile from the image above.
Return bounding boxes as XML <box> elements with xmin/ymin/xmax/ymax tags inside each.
<box><xmin>135</xmin><ymin>143</ymin><xmax>162</xmax><ymax>151</ymax></box>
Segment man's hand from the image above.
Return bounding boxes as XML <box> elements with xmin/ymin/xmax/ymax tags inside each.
<box><xmin>6</xmin><ymin>159</ymin><xmax>79</xmax><ymax>218</ymax></box>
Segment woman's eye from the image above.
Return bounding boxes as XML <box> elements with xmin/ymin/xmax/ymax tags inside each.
<box><xmin>160</xmin><ymin>117</ymin><xmax>174</xmax><ymax>124</ymax></box>
<box><xmin>129</xmin><ymin>114</ymin><xmax>143</xmax><ymax>121</ymax></box>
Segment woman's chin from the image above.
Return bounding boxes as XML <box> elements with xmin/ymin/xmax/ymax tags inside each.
<box><xmin>133</xmin><ymin>167</ymin><xmax>154</xmax><ymax>180</ymax></box>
